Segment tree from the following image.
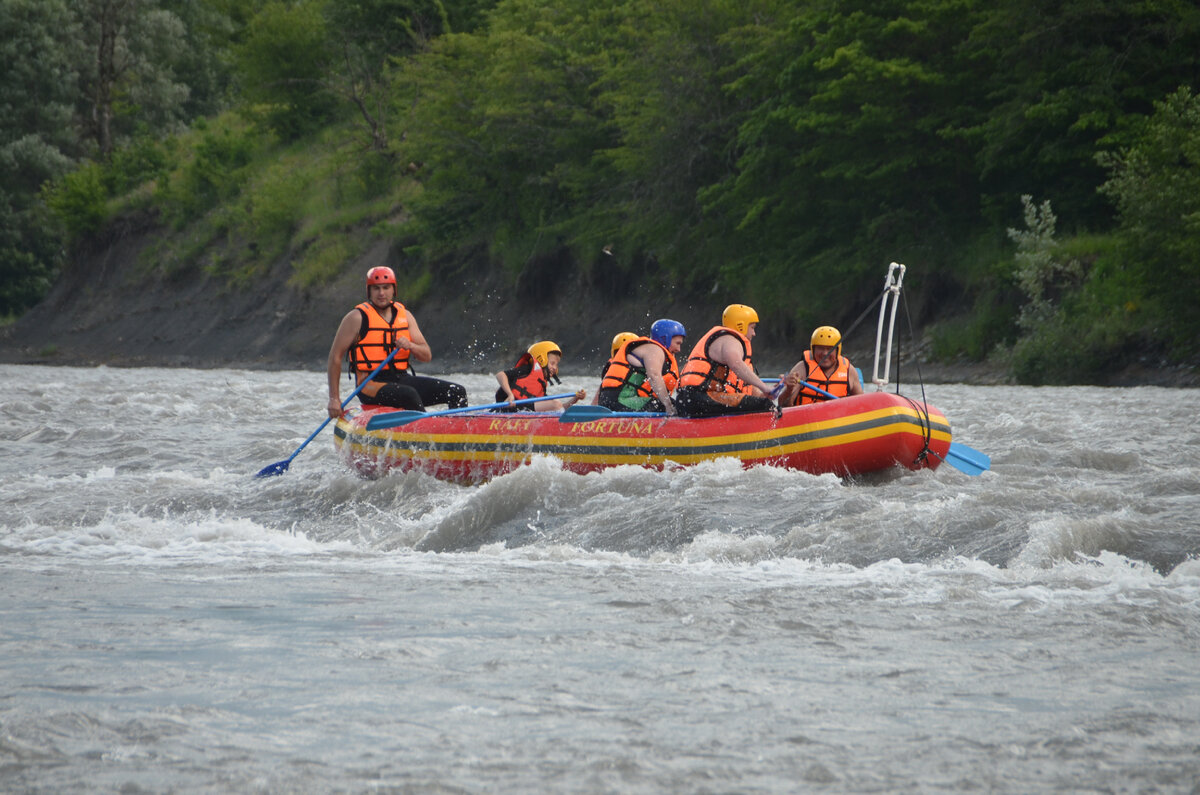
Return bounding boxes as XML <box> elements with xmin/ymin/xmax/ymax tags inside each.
<box><xmin>962</xmin><ymin>0</ymin><xmax>1200</xmax><ymax>228</ymax></box>
<box><xmin>235</xmin><ymin>1</ymin><xmax>338</xmax><ymax>141</ymax></box>
<box><xmin>0</xmin><ymin>0</ymin><xmax>81</xmax><ymax>315</ymax></box>
<box><xmin>75</xmin><ymin>0</ymin><xmax>196</xmax><ymax>157</ymax></box>
<box><xmin>1099</xmin><ymin>86</ymin><xmax>1200</xmax><ymax>347</ymax></box>
<box><xmin>700</xmin><ymin>0</ymin><xmax>987</xmax><ymax>315</ymax></box>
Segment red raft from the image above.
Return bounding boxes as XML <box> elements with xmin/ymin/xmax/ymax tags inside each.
<box><xmin>332</xmin><ymin>391</ymin><xmax>953</xmax><ymax>482</ymax></box>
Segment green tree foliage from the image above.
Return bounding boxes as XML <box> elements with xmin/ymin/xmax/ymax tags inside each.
<box><xmin>235</xmin><ymin>1</ymin><xmax>338</xmax><ymax>140</ymax></box>
<box><xmin>6</xmin><ymin>0</ymin><xmax>1200</xmax><ymax>380</ymax></box>
<box><xmin>74</xmin><ymin>0</ymin><xmax>200</xmax><ymax>156</ymax></box>
<box><xmin>394</xmin><ymin>0</ymin><xmax>617</xmax><ymax>269</ymax></box>
<box><xmin>963</xmin><ymin>0</ymin><xmax>1200</xmax><ymax>227</ymax></box>
<box><xmin>1</xmin><ymin>0</ymin><xmax>238</xmax><ymax>315</ymax></box>
<box><xmin>703</xmin><ymin>0</ymin><xmax>988</xmax><ymax>315</ymax></box>
<box><xmin>325</xmin><ymin>0</ymin><xmax>498</xmax><ymax>152</ymax></box>
<box><xmin>0</xmin><ymin>0</ymin><xmax>80</xmax><ymax>315</ymax></box>
<box><xmin>1099</xmin><ymin>87</ymin><xmax>1200</xmax><ymax>349</ymax></box>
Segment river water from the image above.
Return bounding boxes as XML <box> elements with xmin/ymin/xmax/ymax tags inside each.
<box><xmin>2</xmin><ymin>364</ymin><xmax>1198</xmax><ymax>793</ymax></box>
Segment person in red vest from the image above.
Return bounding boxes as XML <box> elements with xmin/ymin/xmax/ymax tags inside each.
<box><xmin>493</xmin><ymin>340</ymin><xmax>586</xmax><ymax>412</ymax></box>
<box><xmin>778</xmin><ymin>325</ymin><xmax>864</xmax><ymax>406</ymax></box>
<box><xmin>326</xmin><ymin>266</ymin><xmax>467</xmax><ymax>417</ymax></box>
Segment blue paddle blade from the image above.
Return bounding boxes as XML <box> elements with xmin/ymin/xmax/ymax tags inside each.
<box><xmin>944</xmin><ymin>442</ymin><xmax>990</xmax><ymax>476</ymax></box>
<box><xmin>255</xmin><ymin>460</ymin><xmax>291</xmax><ymax>478</ymax></box>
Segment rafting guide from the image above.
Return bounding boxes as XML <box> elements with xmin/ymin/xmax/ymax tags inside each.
<box><xmin>326</xmin><ymin>266</ymin><xmax>467</xmax><ymax>419</ymax></box>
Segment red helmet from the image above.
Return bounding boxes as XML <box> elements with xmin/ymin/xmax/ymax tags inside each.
<box><xmin>366</xmin><ymin>266</ymin><xmax>396</xmax><ymax>288</ymax></box>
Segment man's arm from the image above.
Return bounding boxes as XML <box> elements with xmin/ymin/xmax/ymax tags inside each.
<box><xmin>713</xmin><ymin>336</ymin><xmax>773</xmax><ymax>396</ymax></box>
<box><xmin>401</xmin><ymin>311</ymin><xmax>433</xmax><ymax>363</ymax></box>
<box><xmin>326</xmin><ymin>311</ymin><xmax>362</xmax><ymax>417</ymax></box>
<box><xmin>847</xmin><ymin>360</ymin><xmax>864</xmax><ymax>395</ymax></box>
<box><xmin>778</xmin><ymin>360</ymin><xmax>808</xmax><ymax>406</ymax></box>
<box><xmin>634</xmin><ymin>344</ymin><xmax>676</xmax><ymax>415</ymax></box>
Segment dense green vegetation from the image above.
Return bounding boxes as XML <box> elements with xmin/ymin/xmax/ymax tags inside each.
<box><xmin>3</xmin><ymin>0</ymin><xmax>1198</xmax><ymax>382</ymax></box>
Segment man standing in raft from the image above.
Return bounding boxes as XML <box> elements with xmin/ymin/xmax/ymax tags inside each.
<box><xmin>778</xmin><ymin>325</ymin><xmax>864</xmax><ymax>406</ymax></box>
<box><xmin>494</xmin><ymin>340</ymin><xmax>586</xmax><ymax>411</ymax></box>
<box><xmin>674</xmin><ymin>304</ymin><xmax>778</xmax><ymax>417</ymax></box>
<box><xmin>597</xmin><ymin>319</ymin><xmax>686</xmax><ymax>415</ymax></box>
<box><xmin>326</xmin><ymin>266</ymin><xmax>467</xmax><ymax>418</ymax></box>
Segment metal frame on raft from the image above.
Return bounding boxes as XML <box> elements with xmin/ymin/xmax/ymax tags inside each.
<box><xmin>871</xmin><ymin>261</ymin><xmax>905</xmax><ymax>392</ymax></box>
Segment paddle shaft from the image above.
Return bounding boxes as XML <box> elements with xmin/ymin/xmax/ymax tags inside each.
<box><xmin>255</xmin><ymin>347</ymin><xmax>400</xmax><ymax>477</ymax></box>
<box><xmin>365</xmin><ymin>393</ymin><xmax>578</xmax><ymax>430</ymax></box>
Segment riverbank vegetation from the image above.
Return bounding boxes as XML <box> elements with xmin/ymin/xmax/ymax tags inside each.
<box><xmin>3</xmin><ymin>0</ymin><xmax>1199</xmax><ymax>383</ymax></box>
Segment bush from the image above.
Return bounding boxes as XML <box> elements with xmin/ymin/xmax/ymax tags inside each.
<box><xmin>162</xmin><ymin>120</ymin><xmax>257</xmax><ymax>225</ymax></box>
<box><xmin>105</xmin><ymin>133</ymin><xmax>174</xmax><ymax>195</ymax></box>
<box><xmin>43</xmin><ymin>162</ymin><xmax>108</xmax><ymax>239</ymax></box>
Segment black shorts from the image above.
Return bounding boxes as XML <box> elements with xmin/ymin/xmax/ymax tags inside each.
<box><xmin>674</xmin><ymin>386</ymin><xmax>774</xmax><ymax>418</ymax></box>
<box><xmin>361</xmin><ymin>371</ymin><xmax>468</xmax><ymax>411</ymax></box>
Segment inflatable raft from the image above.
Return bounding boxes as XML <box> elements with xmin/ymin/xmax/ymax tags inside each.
<box><xmin>332</xmin><ymin>391</ymin><xmax>953</xmax><ymax>482</ymax></box>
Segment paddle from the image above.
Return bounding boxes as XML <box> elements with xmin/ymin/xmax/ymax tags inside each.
<box><xmin>944</xmin><ymin>442</ymin><xmax>991</xmax><ymax>476</ymax></box>
<box><xmin>559</xmin><ymin>405</ymin><xmax>667</xmax><ymax>423</ymax></box>
<box><xmin>255</xmin><ymin>348</ymin><xmax>400</xmax><ymax>478</ymax></box>
<box><xmin>365</xmin><ymin>393</ymin><xmax>578</xmax><ymax>430</ymax></box>
<box><xmin>772</xmin><ymin>381</ymin><xmax>840</xmax><ymax>405</ymax></box>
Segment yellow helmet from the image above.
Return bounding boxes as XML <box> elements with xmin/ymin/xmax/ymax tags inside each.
<box><xmin>610</xmin><ymin>332</ymin><xmax>638</xmax><ymax>358</ymax></box>
<box><xmin>811</xmin><ymin>325</ymin><xmax>842</xmax><ymax>356</ymax></box>
<box><xmin>722</xmin><ymin>304</ymin><xmax>759</xmax><ymax>335</ymax></box>
<box><xmin>527</xmin><ymin>340</ymin><xmax>563</xmax><ymax>368</ymax></box>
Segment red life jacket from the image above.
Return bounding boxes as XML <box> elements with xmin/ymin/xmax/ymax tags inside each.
<box><xmin>495</xmin><ymin>352</ymin><xmax>548</xmax><ymax>401</ymax></box>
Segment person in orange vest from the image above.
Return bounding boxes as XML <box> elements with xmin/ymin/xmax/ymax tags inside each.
<box><xmin>493</xmin><ymin>340</ymin><xmax>586</xmax><ymax>412</ymax></box>
<box><xmin>779</xmin><ymin>325</ymin><xmax>864</xmax><ymax>406</ymax></box>
<box><xmin>674</xmin><ymin>304</ymin><xmax>777</xmax><ymax>417</ymax></box>
<box><xmin>597</xmin><ymin>319</ymin><xmax>686</xmax><ymax>414</ymax></box>
<box><xmin>325</xmin><ymin>266</ymin><xmax>467</xmax><ymax>417</ymax></box>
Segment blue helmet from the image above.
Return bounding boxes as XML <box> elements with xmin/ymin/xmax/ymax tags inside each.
<box><xmin>649</xmin><ymin>318</ymin><xmax>686</xmax><ymax>349</ymax></box>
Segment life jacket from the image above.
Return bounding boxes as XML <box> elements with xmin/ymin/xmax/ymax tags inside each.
<box><xmin>350</xmin><ymin>301</ymin><xmax>411</xmax><ymax>381</ymax></box>
<box><xmin>678</xmin><ymin>326</ymin><xmax>755</xmax><ymax>395</ymax></box>
<box><xmin>793</xmin><ymin>349</ymin><xmax>851</xmax><ymax>405</ymax></box>
<box><xmin>600</xmin><ymin>338</ymin><xmax>679</xmax><ymax>396</ymax></box>
<box><xmin>494</xmin><ymin>353</ymin><xmax>548</xmax><ymax>401</ymax></box>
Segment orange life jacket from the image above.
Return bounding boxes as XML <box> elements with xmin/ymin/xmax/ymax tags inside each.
<box><xmin>678</xmin><ymin>326</ymin><xmax>755</xmax><ymax>395</ymax></box>
<box><xmin>600</xmin><ymin>338</ymin><xmax>679</xmax><ymax>396</ymax></box>
<box><xmin>350</xmin><ymin>301</ymin><xmax>411</xmax><ymax>381</ymax></box>
<box><xmin>794</xmin><ymin>349</ymin><xmax>851</xmax><ymax>405</ymax></box>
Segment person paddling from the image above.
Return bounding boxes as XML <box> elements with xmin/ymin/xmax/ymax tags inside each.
<box><xmin>597</xmin><ymin>319</ymin><xmax>686</xmax><ymax>415</ymax></box>
<box><xmin>494</xmin><ymin>340</ymin><xmax>586</xmax><ymax>412</ymax></box>
<box><xmin>326</xmin><ymin>266</ymin><xmax>467</xmax><ymax>418</ymax></box>
<box><xmin>674</xmin><ymin>304</ymin><xmax>777</xmax><ymax>417</ymax></box>
<box><xmin>778</xmin><ymin>325</ymin><xmax>864</xmax><ymax>406</ymax></box>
